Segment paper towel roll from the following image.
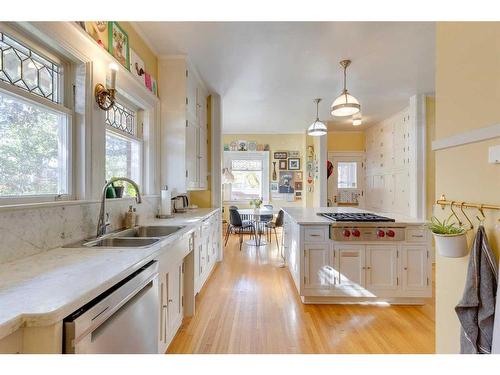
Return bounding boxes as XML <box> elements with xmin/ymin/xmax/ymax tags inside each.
<box><xmin>160</xmin><ymin>187</ymin><xmax>172</xmax><ymax>216</ymax></box>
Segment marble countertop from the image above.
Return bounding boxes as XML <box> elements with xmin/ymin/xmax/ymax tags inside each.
<box><xmin>0</xmin><ymin>208</ymin><xmax>219</xmax><ymax>340</ymax></box>
<box><xmin>282</xmin><ymin>207</ymin><xmax>426</xmax><ymax>225</ymax></box>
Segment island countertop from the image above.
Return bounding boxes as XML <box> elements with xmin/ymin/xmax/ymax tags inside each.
<box><xmin>282</xmin><ymin>207</ymin><xmax>426</xmax><ymax>225</ymax></box>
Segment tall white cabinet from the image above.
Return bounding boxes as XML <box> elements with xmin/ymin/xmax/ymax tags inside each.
<box><xmin>159</xmin><ymin>57</ymin><xmax>209</xmax><ymax>195</ymax></box>
<box><xmin>364</xmin><ymin>94</ymin><xmax>426</xmax><ymax>220</ymax></box>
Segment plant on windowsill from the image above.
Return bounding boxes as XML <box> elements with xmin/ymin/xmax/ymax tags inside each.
<box><xmin>249</xmin><ymin>198</ymin><xmax>263</xmax><ymax>210</ymax></box>
<box><xmin>427</xmin><ymin>216</ymin><xmax>468</xmax><ymax>258</ymax></box>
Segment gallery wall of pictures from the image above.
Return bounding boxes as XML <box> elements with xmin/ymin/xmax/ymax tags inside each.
<box><xmin>77</xmin><ymin>21</ymin><xmax>158</xmax><ymax>96</ymax></box>
<box><xmin>223</xmin><ymin>140</ymin><xmax>304</xmax><ymax>203</ymax></box>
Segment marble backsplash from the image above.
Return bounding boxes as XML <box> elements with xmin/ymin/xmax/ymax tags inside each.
<box><xmin>0</xmin><ymin>196</ymin><xmax>160</xmax><ymax>264</ymax></box>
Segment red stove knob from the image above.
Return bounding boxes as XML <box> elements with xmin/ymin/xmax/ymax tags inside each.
<box><xmin>377</xmin><ymin>230</ymin><xmax>385</xmax><ymax>238</ymax></box>
<box><xmin>343</xmin><ymin>229</ymin><xmax>351</xmax><ymax>237</ymax></box>
<box><xmin>352</xmin><ymin>229</ymin><xmax>361</xmax><ymax>237</ymax></box>
<box><xmin>386</xmin><ymin>230</ymin><xmax>395</xmax><ymax>238</ymax></box>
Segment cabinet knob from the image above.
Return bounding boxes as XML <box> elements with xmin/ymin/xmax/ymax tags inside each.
<box><xmin>168</xmin><ymin>299</ymin><xmax>173</xmax><ymax>303</ymax></box>
<box><xmin>404</xmin><ymin>267</ymin><xmax>408</xmax><ymax>270</ymax></box>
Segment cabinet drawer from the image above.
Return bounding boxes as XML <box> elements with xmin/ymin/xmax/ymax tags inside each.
<box><xmin>406</xmin><ymin>228</ymin><xmax>427</xmax><ymax>242</ymax></box>
<box><xmin>304</xmin><ymin>227</ymin><xmax>329</xmax><ymax>242</ymax></box>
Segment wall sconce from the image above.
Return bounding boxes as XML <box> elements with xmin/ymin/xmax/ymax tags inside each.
<box><xmin>95</xmin><ymin>63</ymin><xmax>118</xmax><ymax>110</ymax></box>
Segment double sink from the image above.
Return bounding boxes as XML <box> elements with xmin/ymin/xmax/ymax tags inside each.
<box><xmin>65</xmin><ymin>226</ymin><xmax>184</xmax><ymax>249</ymax></box>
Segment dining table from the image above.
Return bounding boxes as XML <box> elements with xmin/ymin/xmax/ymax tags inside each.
<box><xmin>237</xmin><ymin>207</ymin><xmax>278</xmax><ymax>247</ymax></box>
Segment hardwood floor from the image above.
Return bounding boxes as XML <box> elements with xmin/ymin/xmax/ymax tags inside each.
<box><xmin>167</xmin><ymin>230</ymin><xmax>435</xmax><ymax>354</ymax></box>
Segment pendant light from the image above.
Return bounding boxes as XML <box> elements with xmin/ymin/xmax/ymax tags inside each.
<box><xmin>307</xmin><ymin>98</ymin><xmax>327</xmax><ymax>136</ymax></box>
<box><xmin>331</xmin><ymin>59</ymin><xmax>361</xmax><ymax>117</ymax></box>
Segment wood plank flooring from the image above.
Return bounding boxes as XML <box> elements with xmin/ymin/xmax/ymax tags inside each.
<box><xmin>167</xmin><ymin>230</ymin><xmax>435</xmax><ymax>354</ymax></box>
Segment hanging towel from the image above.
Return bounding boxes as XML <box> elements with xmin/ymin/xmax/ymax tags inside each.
<box><xmin>455</xmin><ymin>225</ymin><xmax>498</xmax><ymax>354</ymax></box>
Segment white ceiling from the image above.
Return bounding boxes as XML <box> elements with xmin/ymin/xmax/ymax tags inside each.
<box><xmin>134</xmin><ymin>22</ymin><xmax>435</xmax><ymax>133</ymax></box>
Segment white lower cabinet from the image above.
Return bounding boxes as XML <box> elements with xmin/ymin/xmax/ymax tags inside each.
<box><xmin>158</xmin><ymin>247</ymin><xmax>185</xmax><ymax>354</ymax></box>
<box><xmin>402</xmin><ymin>245</ymin><xmax>429</xmax><ymax>291</ymax></box>
<box><xmin>336</xmin><ymin>245</ymin><xmax>365</xmax><ymax>288</ymax></box>
<box><xmin>293</xmin><ymin>223</ymin><xmax>432</xmax><ymax>303</ymax></box>
<box><xmin>303</xmin><ymin>243</ymin><xmax>333</xmax><ymax>289</ymax></box>
<box><xmin>365</xmin><ymin>245</ymin><xmax>399</xmax><ymax>292</ymax></box>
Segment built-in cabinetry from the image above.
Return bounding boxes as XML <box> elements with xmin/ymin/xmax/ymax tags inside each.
<box><xmin>159</xmin><ymin>57</ymin><xmax>209</xmax><ymax>194</ymax></box>
<box><xmin>364</xmin><ymin>95</ymin><xmax>426</xmax><ymax>219</ymax></box>
<box><xmin>284</xmin><ymin>218</ymin><xmax>432</xmax><ymax>304</ymax></box>
<box><xmin>157</xmin><ymin>210</ymin><xmax>221</xmax><ymax>353</ymax></box>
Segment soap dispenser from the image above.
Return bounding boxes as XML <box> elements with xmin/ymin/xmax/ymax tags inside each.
<box><xmin>124</xmin><ymin>205</ymin><xmax>136</xmax><ymax>229</ymax></box>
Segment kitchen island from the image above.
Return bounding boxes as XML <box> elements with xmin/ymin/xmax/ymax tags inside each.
<box><xmin>282</xmin><ymin>207</ymin><xmax>432</xmax><ymax>304</ymax></box>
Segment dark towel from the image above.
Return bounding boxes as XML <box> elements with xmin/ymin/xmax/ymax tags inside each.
<box><xmin>455</xmin><ymin>226</ymin><xmax>498</xmax><ymax>354</ymax></box>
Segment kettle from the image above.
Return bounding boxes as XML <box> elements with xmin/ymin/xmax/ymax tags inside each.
<box><xmin>172</xmin><ymin>194</ymin><xmax>189</xmax><ymax>213</ymax></box>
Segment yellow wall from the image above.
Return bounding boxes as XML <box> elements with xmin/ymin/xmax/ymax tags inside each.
<box><xmin>222</xmin><ymin>133</ymin><xmax>308</xmax><ymax>212</ymax></box>
<box><xmin>327</xmin><ymin>131</ymin><xmax>365</xmax><ymax>152</ymax></box>
<box><xmin>435</xmin><ymin>22</ymin><xmax>500</xmax><ymax>353</ymax></box>
<box><xmin>190</xmin><ymin>96</ymin><xmax>212</xmax><ymax>208</ymax></box>
<box><xmin>120</xmin><ymin>22</ymin><xmax>158</xmax><ymax>82</ymax></box>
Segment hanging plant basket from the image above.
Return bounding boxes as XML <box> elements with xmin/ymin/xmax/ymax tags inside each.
<box><xmin>427</xmin><ymin>216</ymin><xmax>468</xmax><ymax>258</ymax></box>
<box><xmin>433</xmin><ymin>232</ymin><xmax>468</xmax><ymax>258</ymax></box>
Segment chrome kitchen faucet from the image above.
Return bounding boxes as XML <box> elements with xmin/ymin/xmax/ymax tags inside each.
<box><xmin>97</xmin><ymin>178</ymin><xmax>142</xmax><ymax>238</ymax></box>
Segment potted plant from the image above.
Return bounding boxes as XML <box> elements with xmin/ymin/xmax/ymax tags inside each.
<box><xmin>249</xmin><ymin>198</ymin><xmax>263</xmax><ymax>210</ymax></box>
<box><xmin>427</xmin><ymin>216</ymin><xmax>468</xmax><ymax>258</ymax></box>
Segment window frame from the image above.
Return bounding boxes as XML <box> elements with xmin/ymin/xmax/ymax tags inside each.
<box><xmin>104</xmin><ymin>97</ymin><xmax>144</xmax><ymax>192</ymax></box>
<box><xmin>223</xmin><ymin>151</ymin><xmax>269</xmax><ymax>204</ymax></box>
<box><xmin>0</xmin><ymin>76</ymin><xmax>74</xmax><ymax>206</ymax></box>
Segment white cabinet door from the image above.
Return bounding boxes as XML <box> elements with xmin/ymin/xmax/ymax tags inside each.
<box><xmin>303</xmin><ymin>243</ymin><xmax>334</xmax><ymax>289</ymax></box>
<box><xmin>336</xmin><ymin>245</ymin><xmax>365</xmax><ymax>288</ymax></box>
<box><xmin>402</xmin><ymin>245</ymin><xmax>429</xmax><ymax>291</ymax></box>
<box><xmin>365</xmin><ymin>245</ymin><xmax>399</xmax><ymax>291</ymax></box>
<box><xmin>158</xmin><ymin>268</ymin><xmax>171</xmax><ymax>353</ymax></box>
<box><xmin>185</xmin><ymin>119</ymin><xmax>199</xmax><ymax>189</ymax></box>
<box><xmin>198</xmin><ymin>126</ymin><xmax>208</xmax><ymax>190</ymax></box>
<box><xmin>186</xmin><ymin>68</ymin><xmax>197</xmax><ymax>118</ymax></box>
<box><xmin>168</xmin><ymin>261</ymin><xmax>184</xmax><ymax>333</ymax></box>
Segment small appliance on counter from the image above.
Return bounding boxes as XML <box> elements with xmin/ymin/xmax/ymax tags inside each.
<box><xmin>172</xmin><ymin>194</ymin><xmax>189</xmax><ymax>213</ymax></box>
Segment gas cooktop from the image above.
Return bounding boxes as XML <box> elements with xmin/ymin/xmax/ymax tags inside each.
<box><xmin>318</xmin><ymin>212</ymin><xmax>396</xmax><ymax>222</ymax></box>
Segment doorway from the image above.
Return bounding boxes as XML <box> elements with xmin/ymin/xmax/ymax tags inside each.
<box><xmin>327</xmin><ymin>152</ymin><xmax>365</xmax><ymax>208</ymax></box>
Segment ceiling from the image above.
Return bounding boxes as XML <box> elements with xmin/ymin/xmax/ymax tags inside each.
<box><xmin>134</xmin><ymin>22</ymin><xmax>435</xmax><ymax>133</ymax></box>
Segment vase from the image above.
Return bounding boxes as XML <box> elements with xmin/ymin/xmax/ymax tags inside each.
<box><xmin>272</xmin><ymin>162</ymin><xmax>277</xmax><ymax>181</ymax></box>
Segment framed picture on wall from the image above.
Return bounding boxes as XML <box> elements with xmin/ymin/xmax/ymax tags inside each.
<box><xmin>84</xmin><ymin>21</ymin><xmax>109</xmax><ymax>50</ymax></box>
<box><xmin>294</xmin><ymin>181</ymin><xmax>303</xmax><ymax>191</ymax></box>
<box><xmin>294</xmin><ymin>171</ymin><xmax>303</xmax><ymax>181</ymax></box>
<box><xmin>279</xmin><ymin>160</ymin><xmax>287</xmax><ymax>170</ymax></box>
<box><xmin>288</xmin><ymin>151</ymin><xmax>300</xmax><ymax>158</ymax></box>
<box><xmin>279</xmin><ymin>171</ymin><xmax>294</xmax><ymax>194</ymax></box>
<box><xmin>288</xmin><ymin>158</ymin><xmax>300</xmax><ymax>170</ymax></box>
<box><xmin>274</xmin><ymin>151</ymin><xmax>288</xmax><ymax>159</ymax></box>
<box><xmin>108</xmin><ymin>21</ymin><xmax>130</xmax><ymax>70</ymax></box>
<box><xmin>270</xmin><ymin>182</ymin><xmax>279</xmax><ymax>192</ymax></box>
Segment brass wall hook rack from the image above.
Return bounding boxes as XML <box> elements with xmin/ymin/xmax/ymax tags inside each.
<box><xmin>437</xmin><ymin>194</ymin><xmax>500</xmax><ymax>223</ymax></box>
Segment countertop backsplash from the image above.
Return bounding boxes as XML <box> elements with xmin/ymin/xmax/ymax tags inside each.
<box><xmin>0</xmin><ymin>196</ymin><xmax>160</xmax><ymax>264</ymax></box>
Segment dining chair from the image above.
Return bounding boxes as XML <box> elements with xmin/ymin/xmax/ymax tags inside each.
<box><xmin>261</xmin><ymin>204</ymin><xmax>274</xmax><ymax>241</ymax></box>
<box><xmin>225</xmin><ymin>207</ymin><xmax>256</xmax><ymax>251</ymax></box>
<box><xmin>265</xmin><ymin>209</ymin><xmax>284</xmax><ymax>252</ymax></box>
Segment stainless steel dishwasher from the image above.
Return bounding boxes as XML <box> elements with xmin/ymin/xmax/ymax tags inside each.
<box><xmin>63</xmin><ymin>260</ymin><xmax>159</xmax><ymax>354</ymax></box>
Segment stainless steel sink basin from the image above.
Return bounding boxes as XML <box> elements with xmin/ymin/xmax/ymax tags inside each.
<box><xmin>84</xmin><ymin>237</ymin><xmax>160</xmax><ymax>248</ymax></box>
<box><xmin>114</xmin><ymin>226</ymin><xmax>184</xmax><ymax>238</ymax></box>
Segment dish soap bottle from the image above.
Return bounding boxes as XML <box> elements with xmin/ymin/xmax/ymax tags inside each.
<box><xmin>124</xmin><ymin>205</ymin><xmax>136</xmax><ymax>229</ymax></box>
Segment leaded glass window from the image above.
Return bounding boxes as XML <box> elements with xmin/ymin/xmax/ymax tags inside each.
<box><xmin>0</xmin><ymin>32</ymin><xmax>61</xmax><ymax>103</ymax></box>
<box><xmin>105</xmin><ymin>101</ymin><xmax>136</xmax><ymax>136</ymax></box>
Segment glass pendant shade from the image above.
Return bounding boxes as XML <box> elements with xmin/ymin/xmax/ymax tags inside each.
<box><xmin>331</xmin><ymin>91</ymin><xmax>361</xmax><ymax>117</ymax></box>
<box><xmin>331</xmin><ymin>59</ymin><xmax>361</xmax><ymax>117</ymax></box>
<box><xmin>307</xmin><ymin>120</ymin><xmax>327</xmax><ymax>136</ymax></box>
